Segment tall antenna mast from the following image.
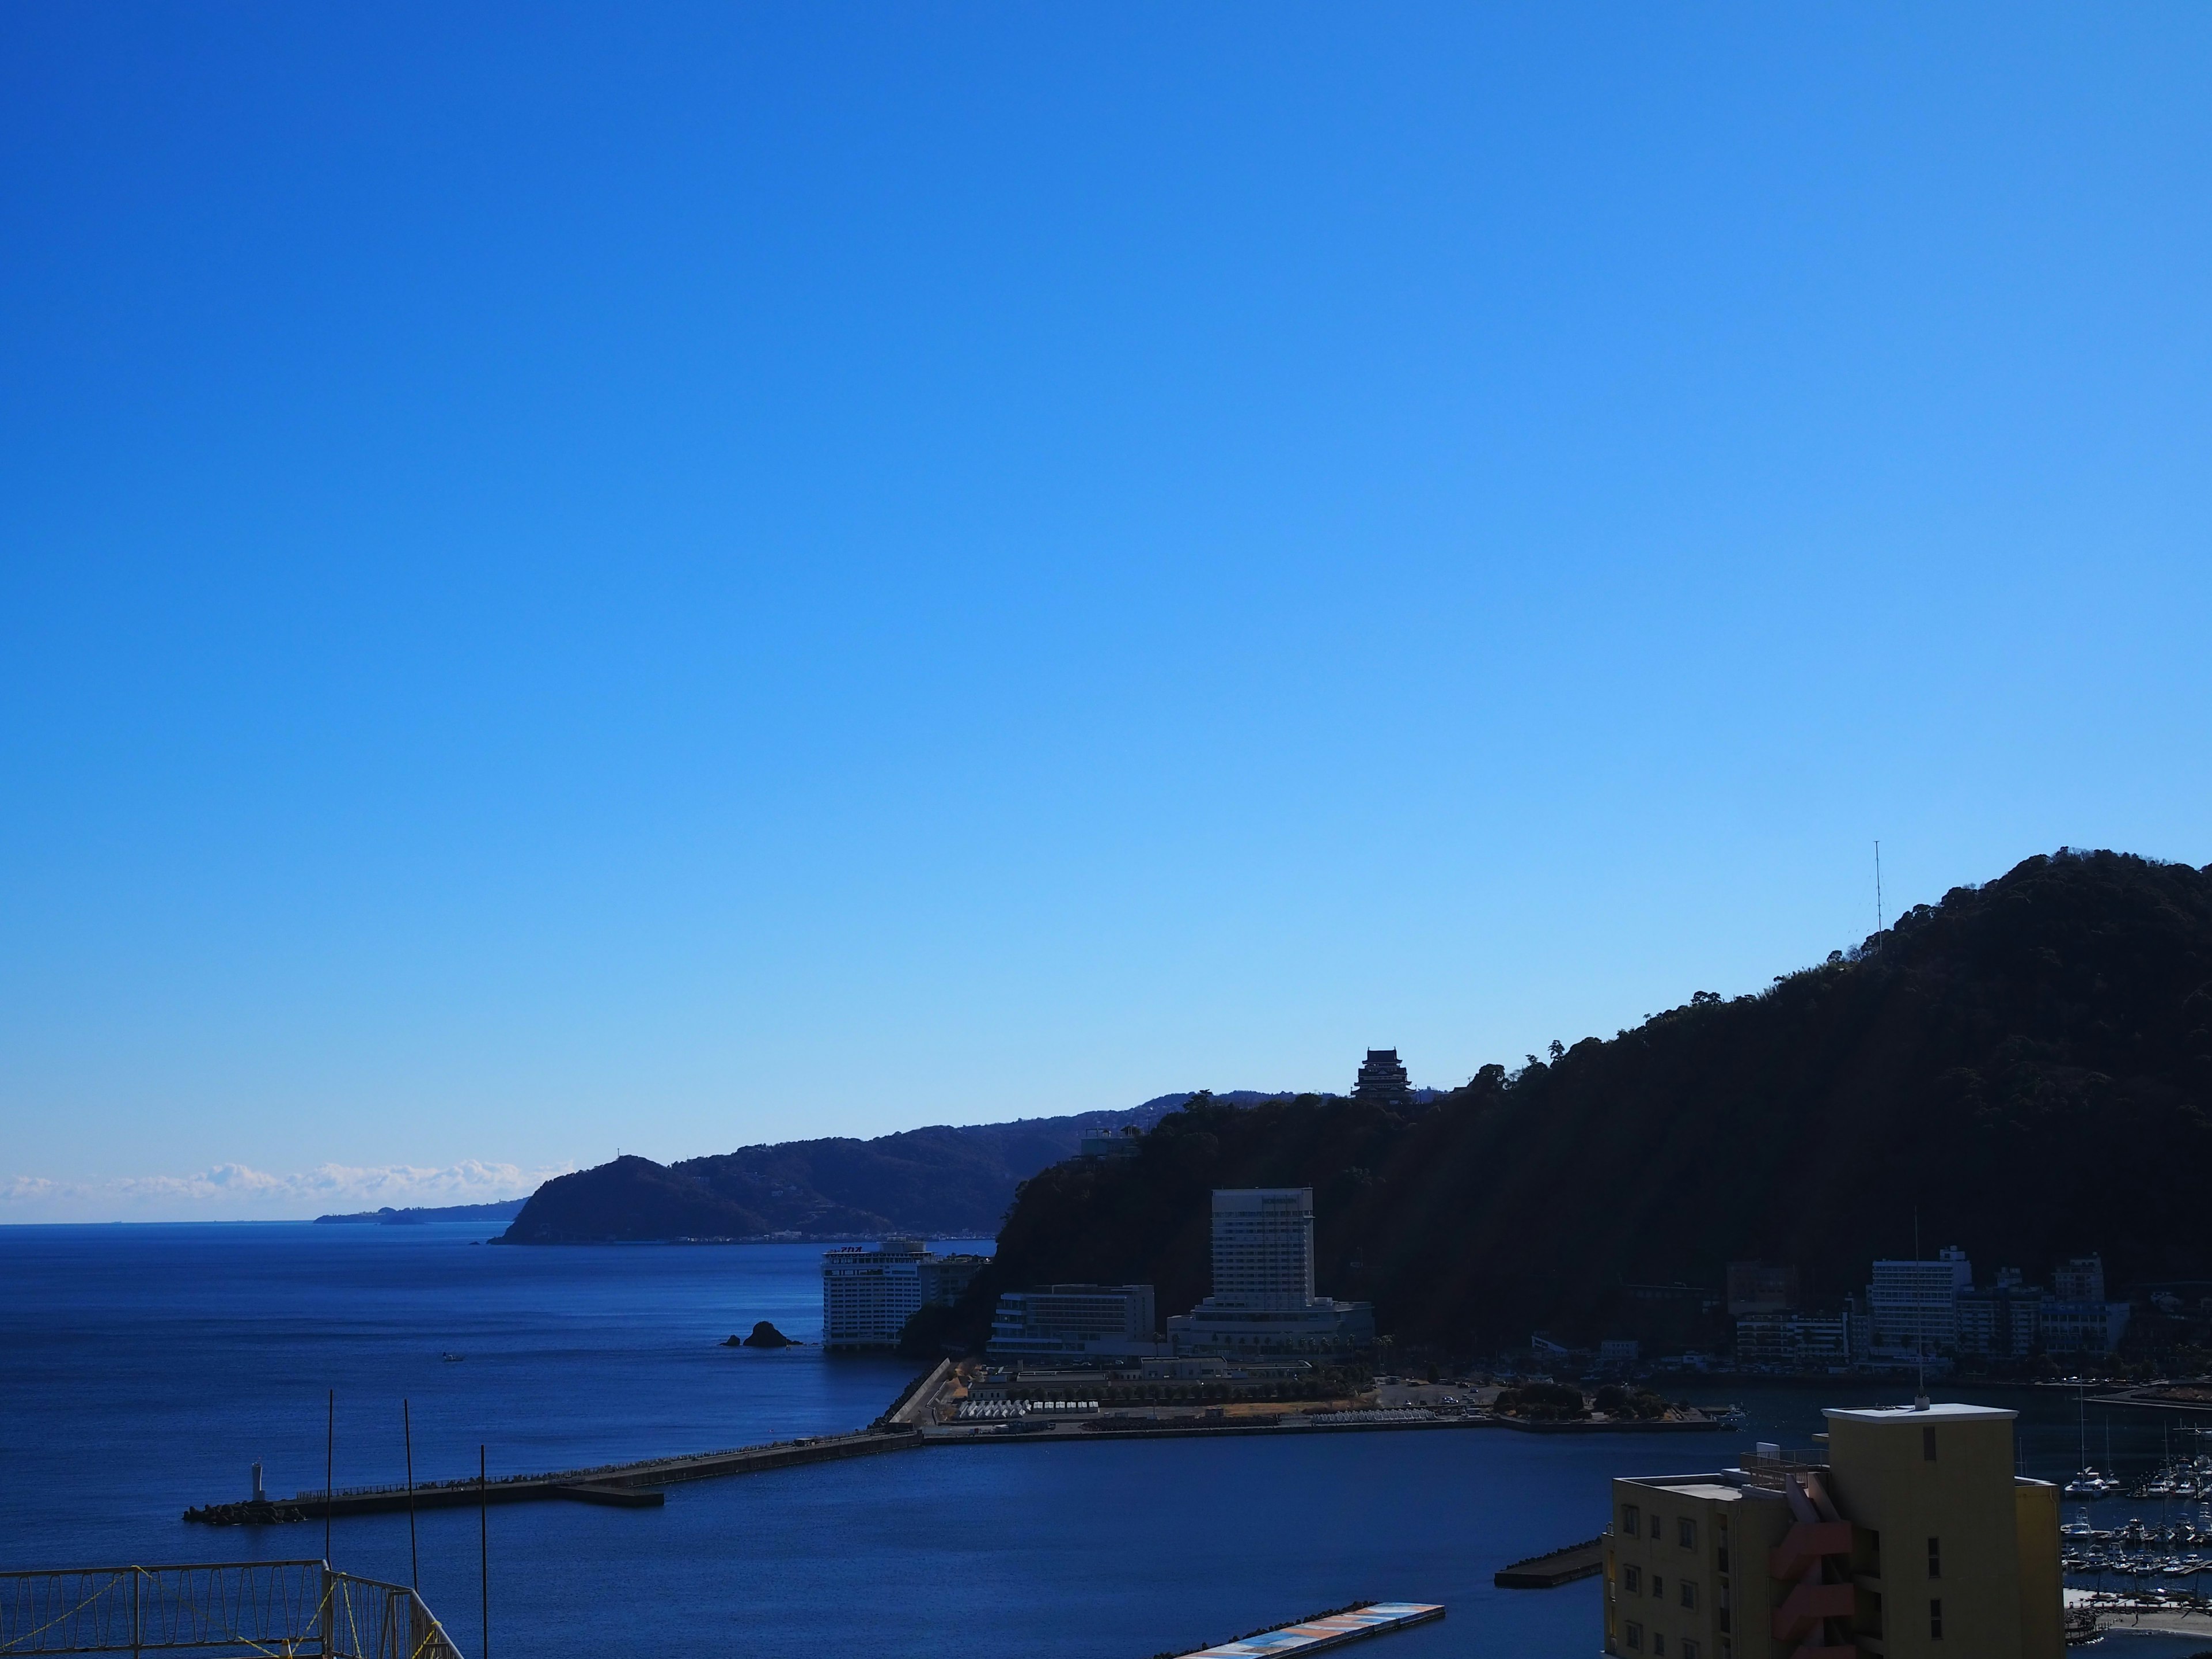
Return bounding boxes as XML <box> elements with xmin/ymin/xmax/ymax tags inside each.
<box><xmin>1875</xmin><ymin>840</ymin><xmax>1884</xmax><ymax>933</ymax></box>
<box><xmin>1914</xmin><ymin>1210</ymin><xmax>1929</xmax><ymax>1410</ymax></box>
<box><xmin>403</xmin><ymin>1399</ymin><xmax>419</xmax><ymax>1590</ymax></box>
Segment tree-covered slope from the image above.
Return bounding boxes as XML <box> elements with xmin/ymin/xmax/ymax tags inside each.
<box><xmin>978</xmin><ymin>850</ymin><xmax>2212</xmax><ymax>1350</ymax></box>
<box><xmin>499</xmin><ymin>1093</ymin><xmax>1289</xmax><ymax>1242</ymax></box>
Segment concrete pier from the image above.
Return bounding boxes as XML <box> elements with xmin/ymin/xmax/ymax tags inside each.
<box><xmin>1493</xmin><ymin>1537</ymin><xmax>1604</xmax><ymax>1588</ymax></box>
<box><xmin>185</xmin><ymin>1425</ymin><xmax>921</xmax><ymax>1524</ymax></box>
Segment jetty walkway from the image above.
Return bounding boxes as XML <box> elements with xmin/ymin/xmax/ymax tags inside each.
<box><xmin>187</xmin><ymin>1426</ymin><xmax>921</xmax><ymax>1524</ymax></box>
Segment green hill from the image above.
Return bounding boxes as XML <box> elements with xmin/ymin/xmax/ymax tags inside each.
<box><xmin>975</xmin><ymin>849</ymin><xmax>2212</xmax><ymax>1352</ymax></box>
<box><xmin>498</xmin><ymin>1093</ymin><xmax>1292</xmax><ymax>1242</ymax></box>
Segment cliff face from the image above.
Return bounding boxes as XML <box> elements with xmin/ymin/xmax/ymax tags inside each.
<box><xmin>980</xmin><ymin>850</ymin><xmax>2212</xmax><ymax>1350</ymax></box>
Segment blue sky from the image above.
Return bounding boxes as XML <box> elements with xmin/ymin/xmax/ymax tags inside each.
<box><xmin>5</xmin><ymin>5</ymin><xmax>2209</xmax><ymax>1219</ymax></box>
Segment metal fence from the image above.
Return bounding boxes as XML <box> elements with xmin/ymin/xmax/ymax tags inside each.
<box><xmin>1738</xmin><ymin>1449</ymin><xmax>1829</xmax><ymax>1491</ymax></box>
<box><xmin>0</xmin><ymin>1562</ymin><xmax>464</xmax><ymax>1659</ymax></box>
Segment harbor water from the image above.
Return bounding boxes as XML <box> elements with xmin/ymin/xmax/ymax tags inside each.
<box><xmin>4</xmin><ymin>1222</ymin><xmax>2210</xmax><ymax>1658</ymax></box>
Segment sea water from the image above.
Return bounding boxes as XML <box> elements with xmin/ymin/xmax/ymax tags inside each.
<box><xmin>4</xmin><ymin>1223</ymin><xmax>2208</xmax><ymax>1658</ymax></box>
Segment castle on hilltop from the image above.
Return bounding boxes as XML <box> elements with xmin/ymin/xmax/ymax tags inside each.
<box><xmin>1352</xmin><ymin>1048</ymin><xmax>1411</xmax><ymax>1109</ymax></box>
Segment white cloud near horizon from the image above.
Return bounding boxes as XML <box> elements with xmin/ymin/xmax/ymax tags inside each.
<box><xmin>0</xmin><ymin>1158</ymin><xmax>571</xmax><ymax>1222</ymax></box>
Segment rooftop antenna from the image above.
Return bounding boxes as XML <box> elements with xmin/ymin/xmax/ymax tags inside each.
<box><xmin>1913</xmin><ymin>1210</ymin><xmax>1929</xmax><ymax>1411</ymax></box>
<box><xmin>479</xmin><ymin>1444</ymin><xmax>490</xmax><ymax>1659</ymax></box>
<box><xmin>1875</xmin><ymin>840</ymin><xmax>1885</xmax><ymax>933</ymax></box>
<box><xmin>403</xmin><ymin>1399</ymin><xmax>419</xmax><ymax>1591</ymax></box>
<box><xmin>324</xmin><ymin>1389</ymin><xmax>335</xmax><ymax>1566</ymax></box>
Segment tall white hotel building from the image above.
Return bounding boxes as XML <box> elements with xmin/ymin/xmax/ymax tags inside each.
<box><xmin>1166</xmin><ymin>1188</ymin><xmax>1373</xmax><ymax>1357</ymax></box>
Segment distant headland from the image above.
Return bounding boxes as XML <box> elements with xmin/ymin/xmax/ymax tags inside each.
<box><xmin>313</xmin><ymin>1198</ymin><xmax>531</xmax><ymax>1226</ymax></box>
<box><xmin>493</xmin><ymin>1093</ymin><xmax>1304</xmax><ymax>1245</ymax></box>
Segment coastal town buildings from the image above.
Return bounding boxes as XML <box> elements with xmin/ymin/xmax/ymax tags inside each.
<box><xmin>820</xmin><ymin>1238</ymin><xmax>987</xmax><ymax>1350</ymax></box>
<box><xmin>1844</xmin><ymin>1249</ymin><xmax>2131</xmax><ymax>1364</ymax></box>
<box><xmin>988</xmin><ymin>1283</ymin><xmax>1159</xmax><ymax>1361</ymax></box>
<box><xmin>1956</xmin><ymin>1270</ymin><xmax>2042</xmax><ymax>1360</ymax></box>
<box><xmin>1725</xmin><ymin>1263</ymin><xmax>1799</xmax><ymax>1319</ymax></box>
<box><xmin>1739</xmin><ymin>1248</ymin><xmax>2135</xmax><ymax>1368</ymax></box>
<box><xmin>1603</xmin><ymin>1403</ymin><xmax>2062</xmax><ymax>1659</ymax></box>
<box><xmin>1732</xmin><ymin>1309</ymin><xmax>1859</xmax><ymax>1371</ymax></box>
<box><xmin>1166</xmin><ymin>1187</ymin><xmax>1374</xmax><ymax>1358</ymax></box>
<box><xmin>2039</xmin><ymin>1256</ymin><xmax>2131</xmax><ymax>1354</ymax></box>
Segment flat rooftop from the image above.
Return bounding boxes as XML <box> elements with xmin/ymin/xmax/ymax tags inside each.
<box><xmin>1824</xmin><ymin>1403</ymin><xmax>2017</xmax><ymax>1423</ymax></box>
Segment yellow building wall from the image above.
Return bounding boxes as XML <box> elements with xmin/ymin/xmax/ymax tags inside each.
<box><xmin>1824</xmin><ymin>1414</ymin><xmax>2025</xmax><ymax>1659</ymax></box>
<box><xmin>1607</xmin><ymin>1475</ymin><xmax>1793</xmax><ymax>1659</ymax></box>
<box><xmin>2014</xmin><ymin>1478</ymin><xmax>2063</xmax><ymax>1659</ymax></box>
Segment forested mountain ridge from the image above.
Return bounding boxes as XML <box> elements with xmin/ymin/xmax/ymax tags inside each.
<box><xmin>973</xmin><ymin>850</ymin><xmax>2212</xmax><ymax>1351</ymax></box>
<box><xmin>498</xmin><ymin>1092</ymin><xmax>1292</xmax><ymax>1242</ymax></box>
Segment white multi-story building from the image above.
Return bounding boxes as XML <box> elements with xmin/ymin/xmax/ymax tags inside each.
<box><xmin>989</xmin><ymin>1283</ymin><xmax>1158</xmax><ymax>1361</ymax></box>
<box><xmin>1167</xmin><ymin>1188</ymin><xmax>1374</xmax><ymax>1357</ymax></box>
<box><xmin>1866</xmin><ymin>1245</ymin><xmax>1974</xmax><ymax>1359</ymax></box>
<box><xmin>821</xmin><ymin>1239</ymin><xmax>987</xmax><ymax>1350</ymax></box>
<box><xmin>1211</xmin><ymin>1188</ymin><xmax>1319</xmax><ymax>1308</ymax></box>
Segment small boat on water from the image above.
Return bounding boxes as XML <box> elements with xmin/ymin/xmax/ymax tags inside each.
<box><xmin>441</xmin><ymin>1351</ymin><xmax>465</xmax><ymax>1362</ymax></box>
<box><xmin>2065</xmin><ymin>1469</ymin><xmax>2123</xmax><ymax>1498</ymax></box>
<box><xmin>2063</xmin><ymin>1385</ymin><xmax>2124</xmax><ymax>1499</ymax></box>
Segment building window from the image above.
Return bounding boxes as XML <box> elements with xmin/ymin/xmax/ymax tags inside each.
<box><xmin>1681</xmin><ymin>1582</ymin><xmax>1697</xmax><ymax>1611</ymax></box>
<box><xmin>1679</xmin><ymin>1518</ymin><xmax>1696</xmax><ymax>1549</ymax></box>
<box><xmin>1624</xmin><ymin>1566</ymin><xmax>1641</xmax><ymax>1593</ymax></box>
<box><xmin>1927</xmin><ymin>1537</ymin><xmax>1941</xmax><ymax>1580</ymax></box>
<box><xmin>1923</xmin><ymin>1427</ymin><xmax>1938</xmax><ymax>1462</ymax></box>
<box><xmin>1930</xmin><ymin>1599</ymin><xmax>1944</xmax><ymax>1639</ymax></box>
<box><xmin>1651</xmin><ymin>1513</ymin><xmax>1663</xmax><ymax>1541</ymax></box>
<box><xmin>1625</xmin><ymin>1623</ymin><xmax>1643</xmax><ymax>1650</ymax></box>
<box><xmin>1652</xmin><ymin>1577</ymin><xmax>1664</xmax><ymax>1600</ymax></box>
<box><xmin>1624</xmin><ymin>1504</ymin><xmax>1641</xmax><ymax>1535</ymax></box>
<box><xmin>1683</xmin><ymin>1643</ymin><xmax>1699</xmax><ymax>1659</ymax></box>
<box><xmin>1653</xmin><ymin>1635</ymin><xmax>1666</xmax><ymax>1657</ymax></box>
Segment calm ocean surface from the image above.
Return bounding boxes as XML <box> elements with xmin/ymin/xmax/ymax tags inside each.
<box><xmin>4</xmin><ymin>1223</ymin><xmax>2208</xmax><ymax>1658</ymax></box>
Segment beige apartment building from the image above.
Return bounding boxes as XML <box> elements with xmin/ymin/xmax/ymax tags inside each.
<box><xmin>1603</xmin><ymin>1402</ymin><xmax>2061</xmax><ymax>1659</ymax></box>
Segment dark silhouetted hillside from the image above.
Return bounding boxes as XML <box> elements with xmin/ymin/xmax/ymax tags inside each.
<box><xmin>499</xmin><ymin>1092</ymin><xmax>1293</xmax><ymax>1243</ymax></box>
<box><xmin>972</xmin><ymin>850</ymin><xmax>2212</xmax><ymax>1351</ymax></box>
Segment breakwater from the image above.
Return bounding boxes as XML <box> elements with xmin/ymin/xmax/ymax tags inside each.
<box><xmin>185</xmin><ymin>1425</ymin><xmax>922</xmax><ymax>1524</ymax></box>
<box><xmin>185</xmin><ymin>1359</ymin><xmax>1733</xmax><ymax>1525</ymax></box>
